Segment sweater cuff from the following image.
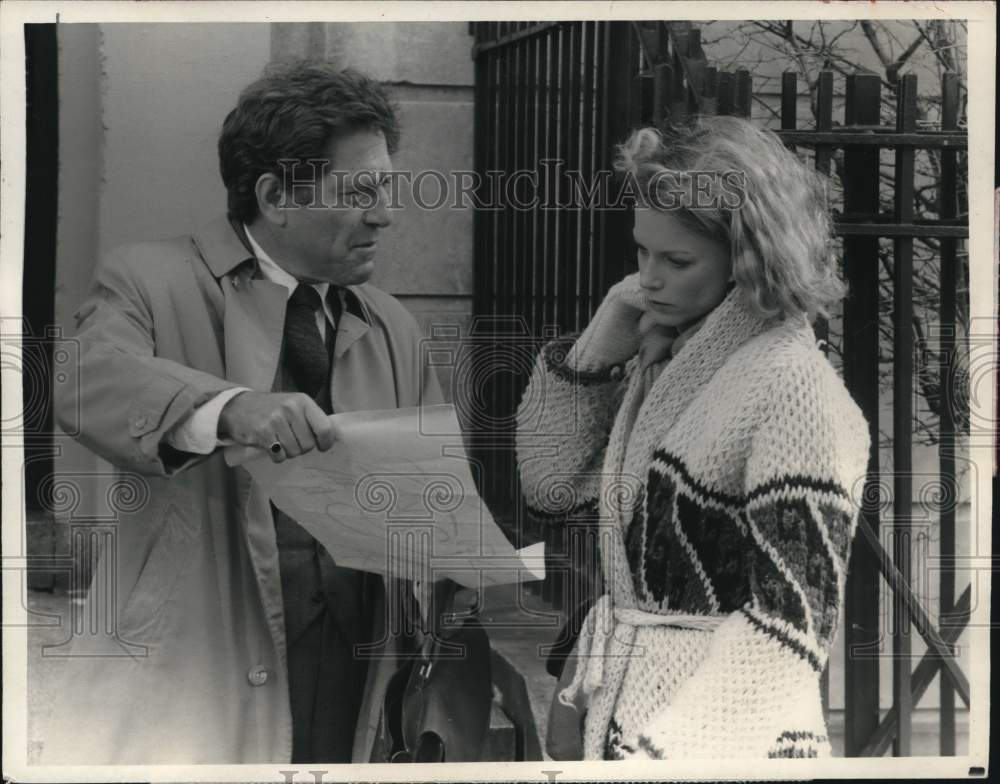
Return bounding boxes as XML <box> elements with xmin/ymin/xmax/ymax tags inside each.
<box><xmin>543</xmin><ymin>337</ymin><xmax>626</xmax><ymax>386</ymax></box>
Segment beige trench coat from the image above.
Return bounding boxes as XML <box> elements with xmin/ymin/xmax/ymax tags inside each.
<box><xmin>46</xmin><ymin>217</ymin><xmax>443</xmax><ymax>764</ymax></box>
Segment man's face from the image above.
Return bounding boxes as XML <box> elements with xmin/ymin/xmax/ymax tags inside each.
<box><xmin>276</xmin><ymin>128</ymin><xmax>393</xmax><ymax>285</ymax></box>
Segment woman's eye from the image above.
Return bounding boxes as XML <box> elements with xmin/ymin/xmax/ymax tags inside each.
<box><xmin>668</xmin><ymin>257</ymin><xmax>693</xmax><ymax>269</ymax></box>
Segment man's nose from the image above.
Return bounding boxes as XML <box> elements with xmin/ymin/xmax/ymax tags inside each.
<box><xmin>364</xmin><ymin>188</ymin><xmax>392</xmax><ymax>228</ymax></box>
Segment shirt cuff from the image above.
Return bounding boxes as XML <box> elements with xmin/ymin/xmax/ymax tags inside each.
<box><xmin>163</xmin><ymin>387</ymin><xmax>252</xmax><ymax>454</ymax></box>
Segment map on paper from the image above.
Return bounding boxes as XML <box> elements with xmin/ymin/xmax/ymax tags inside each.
<box><xmin>225</xmin><ymin>404</ymin><xmax>544</xmax><ymax>588</ymax></box>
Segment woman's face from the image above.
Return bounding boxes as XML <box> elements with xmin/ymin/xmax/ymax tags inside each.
<box><xmin>633</xmin><ymin>207</ymin><xmax>733</xmax><ymax>329</ymax></box>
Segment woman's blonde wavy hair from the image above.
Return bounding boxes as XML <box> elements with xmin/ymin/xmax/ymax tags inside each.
<box><xmin>614</xmin><ymin>115</ymin><xmax>845</xmax><ymax>322</ymax></box>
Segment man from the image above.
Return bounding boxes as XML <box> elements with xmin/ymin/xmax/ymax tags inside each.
<box><xmin>48</xmin><ymin>61</ymin><xmax>442</xmax><ymax>764</ymax></box>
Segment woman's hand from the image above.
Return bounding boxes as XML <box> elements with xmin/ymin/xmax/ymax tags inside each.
<box><xmin>637</xmin><ymin>312</ymin><xmax>679</xmax><ymax>369</ymax></box>
<box><xmin>567</xmin><ymin>273</ymin><xmax>647</xmax><ymax>371</ymax></box>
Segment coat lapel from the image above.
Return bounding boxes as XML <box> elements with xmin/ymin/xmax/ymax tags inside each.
<box><xmin>223</xmin><ymin>270</ymin><xmax>293</xmax><ymax>671</ymax></box>
<box><xmin>221</xmin><ymin>270</ymin><xmax>287</xmax><ymax>392</ymax></box>
<box><xmin>192</xmin><ymin>219</ymin><xmax>292</xmax><ymax>668</ymax></box>
<box><xmin>333</xmin><ymin>309</ymin><xmax>370</xmax><ymax>360</ymax></box>
<box><xmin>191</xmin><ymin>217</ymin><xmax>287</xmax><ymax>392</ymax></box>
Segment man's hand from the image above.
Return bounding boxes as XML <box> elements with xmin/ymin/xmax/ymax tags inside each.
<box><xmin>218</xmin><ymin>391</ymin><xmax>336</xmax><ymax>462</ymax></box>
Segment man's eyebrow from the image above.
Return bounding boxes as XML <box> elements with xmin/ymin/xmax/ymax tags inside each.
<box><xmin>335</xmin><ymin>170</ymin><xmax>389</xmax><ymax>190</ymax></box>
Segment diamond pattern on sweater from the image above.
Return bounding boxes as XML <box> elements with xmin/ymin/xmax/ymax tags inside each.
<box><xmin>626</xmin><ymin>451</ymin><xmax>749</xmax><ymax>614</ymax></box>
<box><xmin>747</xmin><ymin>484</ymin><xmax>853</xmax><ymax>648</ymax></box>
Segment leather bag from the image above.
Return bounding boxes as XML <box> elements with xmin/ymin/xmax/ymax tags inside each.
<box><xmin>381</xmin><ymin>581</ymin><xmax>493</xmax><ymax>762</ymax></box>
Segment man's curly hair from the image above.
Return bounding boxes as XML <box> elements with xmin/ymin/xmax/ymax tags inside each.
<box><xmin>219</xmin><ymin>60</ymin><xmax>399</xmax><ymax>223</ymax></box>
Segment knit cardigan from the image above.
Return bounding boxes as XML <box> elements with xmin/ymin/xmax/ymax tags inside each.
<box><xmin>515</xmin><ymin>289</ymin><xmax>870</xmax><ymax>760</ymax></box>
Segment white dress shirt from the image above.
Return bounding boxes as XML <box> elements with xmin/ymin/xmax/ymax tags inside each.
<box><xmin>164</xmin><ymin>226</ymin><xmax>339</xmax><ymax>454</ymax></box>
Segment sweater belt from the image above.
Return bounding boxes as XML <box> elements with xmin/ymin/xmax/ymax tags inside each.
<box><xmin>557</xmin><ymin>594</ymin><xmax>726</xmax><ymax>710</ymax></box>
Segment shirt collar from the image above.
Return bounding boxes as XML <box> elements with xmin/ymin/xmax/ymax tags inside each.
<box><xmin>234</xmin><ymin>221</ymin><xmax>373</xmax><ymax>326</ymax></box>
<box><xmin>243</xmin><ymin>224</ymin><xmax>330</xmax><ymax>303</ymax></box>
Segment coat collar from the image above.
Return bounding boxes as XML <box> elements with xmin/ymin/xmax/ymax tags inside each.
<box><xmin>189</xmin><ymin>216</ymin><xmax>378</xmax><ymax>392</ymax></box>
<box><xmin>192</xmin><ymin>216</ymin><xmax>256</xmax><ymax>278</ymax></box>
<box><xmin>191</xmin><ymin>216</ymin><xmax>374</xmax><ymax>327</ymax></box>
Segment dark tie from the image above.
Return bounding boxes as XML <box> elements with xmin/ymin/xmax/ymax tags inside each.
<box><xmin>284</xmin><ymin>284</ymin><xmax>333</xmax><ymax>405</ymax></box>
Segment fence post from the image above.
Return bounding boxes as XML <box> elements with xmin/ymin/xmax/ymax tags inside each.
<box><xmin>734</xmin><ymin>69</ymin><xmax>752</xmax><ymax>118</ymax></box>
<box><xmin>653</xmin><ymin>62</ymin><xmax>673</xmax><ymax>128</ymax></box>
<box><xmin>668</xmin><ymin>32</ymin><xmax>687</xmax><ymax>120</ymax></box>
<box><xmin>891</xmin><ymin>71</ymin><xmax>918</xmax><ymax>757</ymax></box>
<box><xmin>780</xmin><ymin>72</ymin><xmax>797</xmax><ymax>138</ymax></box>
<box><xmin>684</xmin><ymin>27</ymin><xmax>705</xmax><ymax>115</ymax></box>
<box><xmin>814</xmin><ymin>70</ymin><xmax>835</xmax><ymax>174</ymax></box>
<box><xmin>599</xmin><ymin>22</ymin><xmax>635</xmax><ymax>290</ymax></box>
<box><xmin>702</xmin><ymin>66</ymin><xmax>718</xmax><ymax>116</ymax></box>
<box><xmin>938</xmin><ymin>69</ymin><xmax>961</xmax><ymax>757</ymax></box>
<box><xmin>471</xmin><ymin>23</ymin><xmax>498</xmax><ymax>524</ymax></box>
<box><xmin>717</xmin><ymin>70</ymin><xmax>734</xmax><ymax>116</ymax></box>
<box><xmin>841</xmin><ymin>70</ymin><xmax>883</xmax><ymax>758</ymax></box>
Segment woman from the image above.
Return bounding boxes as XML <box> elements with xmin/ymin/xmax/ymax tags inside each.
<box><xmin>515</xmin><ymin>116</ymin><xmax>871</xmax><ymax>760</ymax></box>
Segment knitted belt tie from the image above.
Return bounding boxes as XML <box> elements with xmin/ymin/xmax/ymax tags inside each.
<box><xmin>557</xmin><ymin>594</ymin><xmax>726</xmax><ymax>709</ymax></box>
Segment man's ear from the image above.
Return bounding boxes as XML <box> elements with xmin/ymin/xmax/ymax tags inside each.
<box><xmin>255</xmin><ymin>173</ymin><xmax>287</xmax><ymax>226</ymax></box>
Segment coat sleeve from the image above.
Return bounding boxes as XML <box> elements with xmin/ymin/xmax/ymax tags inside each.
<box><xmin>54</xmin><ymin>246</ymin><xmax>240</xmax><ymax>476</ymax></box>
<box><xmin>514</xmin><ymin>337</ymin><xmax>630</xmax><ymax>522</ymax></box>
<box><xmin>629</xmin><ymin>365</ymin><xmax>871</xmax><ymax>760</ymax></box>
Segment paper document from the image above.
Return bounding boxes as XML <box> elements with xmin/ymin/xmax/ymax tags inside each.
<box><xmin>225</xmin><ymin>404</ymin><xmax>545</xmax><ymax>588</ymax></box>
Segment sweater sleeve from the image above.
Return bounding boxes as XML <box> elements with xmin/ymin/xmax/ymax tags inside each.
<box><xmin>629</xmin><ymin>363</ymin><xmax>871</xmax><ymax>759</ymax></box>
<box><xmin>515</xmin><ymin>337</ymin><xmax>630</xmax><ymax>522</ymax></box>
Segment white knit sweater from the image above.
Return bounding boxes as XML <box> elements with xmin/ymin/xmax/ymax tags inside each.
<box><xmin>515</xmin><ymin>288</ymin><xmax>870</xmax><ymax>760</ymax></box>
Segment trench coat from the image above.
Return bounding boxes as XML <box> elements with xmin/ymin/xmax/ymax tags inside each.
<box><xmin>46</xmin><ymin>217</ymin><xmax>444</xmax><ymax>764</ymax></box>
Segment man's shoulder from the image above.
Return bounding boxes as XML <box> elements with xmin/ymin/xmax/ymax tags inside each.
<box><xmin>103</xmin><ymin>233</ymin><xmax>208</xmax><ymax>288</ymax></box>
<box><xmin>105</xmin><ymin>217</ymin><xmax>245</xmax><ymax>283</ymax></box>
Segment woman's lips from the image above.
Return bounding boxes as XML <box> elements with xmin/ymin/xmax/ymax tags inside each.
<box><xmin>646</xmin><ymin>300</ymin><xmax>674</xmax><ymax>312</ymax></box>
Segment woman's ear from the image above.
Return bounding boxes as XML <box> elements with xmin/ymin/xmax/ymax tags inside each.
<box><xmin>255</xmin><ymin>173</ymin><xmax>286</xmax><ymax>227</ymax></box>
